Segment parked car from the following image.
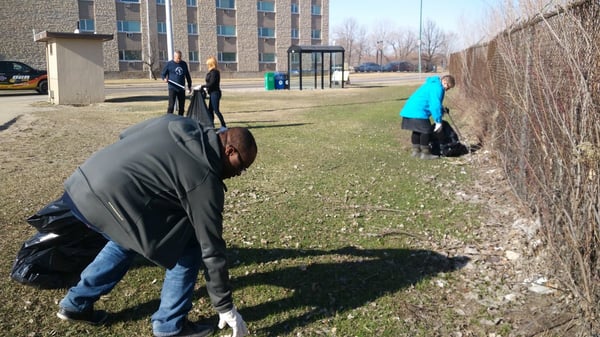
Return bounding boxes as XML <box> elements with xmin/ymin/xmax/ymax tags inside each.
<box><xmin>0</xmin><ymin>61</ymin><xmax>48</xmax><ymax>94</ymax></box>
<box><xmin>354</xmin><ymin>62</ymin><xmax>381</xmax><ymax>72</ymax></box>
<box><xmin>382</xmin><ymin>61</ymin><xmax>415</xmax><ymax>72</ymax></box>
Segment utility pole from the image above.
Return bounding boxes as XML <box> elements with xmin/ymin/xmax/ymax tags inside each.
<box><xmin>376</xmin><ymin>40</ymin><xmax>383</xmax><ymax>67</ymax></box>
<box><xmin>418</xmin><ymin>0</ymin><xmax>423</xmax><ymax>78</ymax></box>
<box><xmin>165</xmin><ymin>0</ymin><xmax>174</xmax><ymax>60</ymax></box>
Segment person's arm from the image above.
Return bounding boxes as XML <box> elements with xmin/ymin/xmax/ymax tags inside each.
<box><xmin>185</xmin><ymin>178</ymin><xmax>234</xmax><ymax>313</ymax></box>
<box><xmin>429</xmin><ymin>85</ymin><xmax>445</xmax><ymax>124</ymax></box>
<box><xmin>185</xmin><ymin>63</ymin><xmax>192</xmax><ymax>90</ymax></box>
<box><xmin>161</xmin><ymin>62</ymin><xmax>169</xmax><ymax>81</ymax></box>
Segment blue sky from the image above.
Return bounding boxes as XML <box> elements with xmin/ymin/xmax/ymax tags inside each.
<box><xmin>329</xmin><ymin>0</ymin><xmax>497</xmax><ymax>47</ymax></box>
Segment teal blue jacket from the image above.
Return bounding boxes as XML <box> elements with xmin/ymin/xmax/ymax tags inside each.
<box><xmin>400</xmin><ymin>76</ymin><xmax>445</xmax><ymax>123</ymax></box>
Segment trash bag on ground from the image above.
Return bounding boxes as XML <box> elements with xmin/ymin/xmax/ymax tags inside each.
<box><xmin>430</xmin><ymin>121</ymin><xmax>469</xmax><ymax>157</ymax></box>
<box><xmin>10</xmin><ymin>197</ymin><xmax>107</xmax><ymax>289</ymax></box>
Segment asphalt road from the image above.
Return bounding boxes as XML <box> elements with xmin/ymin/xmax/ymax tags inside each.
<box><xmin>0</xmin><ymin>72</ymin><xmax>427</xmax><ymax>126</ymax></box>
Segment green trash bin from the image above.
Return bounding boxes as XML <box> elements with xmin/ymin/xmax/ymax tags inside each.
<box><xmin>264</xmin><ymin>72</ymin><xmax>275</xmax><ymax>91</ymax></box>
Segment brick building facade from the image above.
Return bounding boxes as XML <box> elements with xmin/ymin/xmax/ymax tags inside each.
<box><xmin>0</xmin><ymin>0</ymin><xmax>329</xmax><ymax>77</ymax></box>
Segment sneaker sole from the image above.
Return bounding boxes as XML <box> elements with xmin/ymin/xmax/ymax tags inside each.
<box><xmin>57</xmin><ymin>310</ymin><xmax>108</xmax><ymax>325</ymax></box>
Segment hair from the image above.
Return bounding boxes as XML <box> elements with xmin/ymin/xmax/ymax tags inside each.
<box><xmin>174</xmin><ymin>50</ymin><xmax>182</xmax><ymax>58</ymax></box>
<box><xmin>226</xmin><ymin>127</ymin><xmax>257</xmax><ymax>165</ymax></box>
<box><xmin>441</xmin><ymin>75</ymin><xmax>455</xmax><ymax>87</ymax></box>
<box><xmin>206</xmin><ymin>56</ymin><xmax>218</xmax><ymax>70</ymax></box>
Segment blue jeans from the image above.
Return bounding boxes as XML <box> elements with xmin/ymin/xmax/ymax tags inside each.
<box><xmin>59</xmin><ymin>239</ymin><xmax>203</xmax><ymax>337</ymax></box>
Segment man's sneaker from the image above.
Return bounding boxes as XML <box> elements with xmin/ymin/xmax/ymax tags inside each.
<box><xmin>156</xmin><ymin>319</ymin><xmax>214</xmax><ymax>337</ymax></box>
<box><xmin>57</xmin><ymin>307</ymin><xmax>108</xmax><ymax>325</ymax></box>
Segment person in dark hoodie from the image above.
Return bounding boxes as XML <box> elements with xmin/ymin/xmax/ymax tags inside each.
<box><xmin>54</xmin><ymin>114</ymin><xmax>256</xmax><ymax>337</ymax></box>
<box><xmin>162</xmin><ymin>50</ymin><xmax>192</xmax><ymax>115</ymax></box>
<box><xmin>399</xmin><ymin>74</ymin><xmax>455</xmax><ymax>159</ymax></box>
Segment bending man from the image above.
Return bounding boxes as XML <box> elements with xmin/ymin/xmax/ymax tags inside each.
<box><xmin>54</xmin><ymin>114</ymin><xmax>256</xmax><ymax>337</ymax></box>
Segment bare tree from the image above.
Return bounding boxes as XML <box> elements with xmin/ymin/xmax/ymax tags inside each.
<box><xmin>370</xmin><ymin>20</ymin><xmax>394</xmax><ymax>64</ymax></box>
<box><xmin>332</xmin><ymin>18</ymin><xmax>368</xmax><ymax>67</ymax></box>
<box><xmin>421</xmin><ymin>19</ymin><xmax>448</xmax><ymax>70</ymax></box>
<box><xmin>389</xmin><ymin>27</ymin><xmax>417</xmax><ymax>61</ymax></box>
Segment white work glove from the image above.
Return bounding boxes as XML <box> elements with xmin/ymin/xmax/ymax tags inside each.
<box><xmin>434</xmin><ymin>122</ymin><xmax>442</xmax><ymax>133</ymax></box>
<box><xmin>218</xmin><ymin>306</ymin><xmax>248</xmax><ymax>337</ymax></box>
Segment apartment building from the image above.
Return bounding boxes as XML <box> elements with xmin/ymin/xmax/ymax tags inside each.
<box><xmin>0</xmin><ymin>0</ymin><xmax>329</xmax><ymax>76</ymax></box>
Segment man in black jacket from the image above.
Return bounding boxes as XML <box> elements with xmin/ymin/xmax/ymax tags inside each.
<box><xmin>55</xmin><ymin>114</ymin><xmax>256</xmax><ymax>337</ymax></box>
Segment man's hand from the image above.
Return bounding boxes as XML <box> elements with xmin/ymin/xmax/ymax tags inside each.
<box><xmin>434</xmin><ymin>123</ymin><xmax>443</xmax><ymax>133</ymax></box>
<box><xmin>218</xmin><ymin>307</ymin><xmax>248</xmax><ymax>337</ymax></box>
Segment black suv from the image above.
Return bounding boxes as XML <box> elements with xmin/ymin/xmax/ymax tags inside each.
<box><xmin>0</xmin><ymin>61</ymin><xmax>48</xmax><ymax>94</ymax></box>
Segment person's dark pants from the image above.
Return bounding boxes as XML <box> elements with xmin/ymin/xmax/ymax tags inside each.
<box><xmin>208</xmin><ymin>90</ymin><xmax>226</xmax><ymax>128</ymax></box>
<box><xmin>167</xmin><ymin>89</ymin><xmax>186</xmax><ymax>115</ymax></box>
<box><xmin>411</xmin><ymin>131</ymin><xmax>431</xmax><ymax>146</ymax></box>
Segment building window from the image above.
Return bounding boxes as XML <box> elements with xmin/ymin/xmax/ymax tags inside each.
<box><xmin>218</xmin><ymin>52</ymin><xmax>236</xmax><ymax>63</ymax></box>
<box><xmin>159</xmin><ymin>50</ymin><xmax>168</xmax><ymax>61</ymax></box>
<box><xmin>311</xmin><ymin>29</ymin><xmax>321</xmax><ymax>39</ymax></box>
<box><xmin>217</xmin><ymin>25</ymin><xmax>236</xmax><ymax>36</ymax></box>
<box><xmin>188</xmin><ymin>23</ymin><xmax>198</xmax><ymax>35</ymax></box>
<box><xmin>291</xmin><ymin>3</ymin><xmax>298</xmax><ymax>14</ymax></box>
<box><xmin>291</xmin><ymin>28</ymin><xmax>298</xmax><ymax>39</ymax></box>
<box><xmin>119</xmin><ymin>0</ymin><xmax>140</xmax><ymax>2</ymax></box>
<box><xmin>79</xmin><ymin>19</ymin><xmax>95</xmax><ymax>32</ymax></box>
<box><xmin>157</xmin><ymin>22</ymin><xmax>166</xmax><ymax>34</ymax></box>
<box><xmin>187</xmin><ymin>0</ymin><xmax>197</xmax><ymax>6</ymax></box>
<box><xmin>216</xmin><ymin>0</ymin><xmax>235</xmax><ymax>9</ymax></box>
<box><xmin>311</xmin><ymin>5</ymin><xmax>321</xmax><ymax>15</ymax></box>
<box><xmin>257</xmin><ymin>1</ymin><xmax>274</xmax><ymax>12</ymax></box>
<box><xmin>117</xmin><ymin>20</ymin><xmax>141</xmax><ymax>33</ymax></box>
<box><xmin>156</xmin><ymin>0</ymin><xmax>165</xmax><ymax>4</ymax></box>
<box><xmin>258</xmin><ymin>27</ymin><xmax>275</xmax><ymax>38</ymax></box>
<box><xmin>119</xmin><ymin>50</ymin><xmax>142</xmax><ymax>61</ymax></box>
<box><xmin>259</xmin><ymin>53</ymin><xmax>276</xmax><ymax>63</ymax></box>
<box><xmin>189</xmin><ymin>51</ymin><xmax>199</xmax><ymax>62</ymax></box>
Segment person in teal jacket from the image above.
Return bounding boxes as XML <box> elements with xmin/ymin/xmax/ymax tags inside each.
<box><xmin>400</xmin><ymin>75</ymin><xmax>455</xmax><ymax>159</ymax></box>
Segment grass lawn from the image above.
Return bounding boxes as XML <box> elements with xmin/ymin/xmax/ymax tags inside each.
<box><xmin>0</xmin><ymin>85</ymin><xmax>485</xmax><ymax>337</ymax></box>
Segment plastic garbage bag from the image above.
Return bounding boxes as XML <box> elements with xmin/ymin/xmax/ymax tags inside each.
<box><xmin>186</xmin><ymin>88</ymin><xmax>215</xmax><ymax>129</ymax></box>
<box><xmin>10</xmin><ymin>197</ymin><xmax>107</xmax><ymax>289</ymax></box>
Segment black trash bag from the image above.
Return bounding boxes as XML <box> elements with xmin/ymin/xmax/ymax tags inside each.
<box><xmin>186</xmin><ymin>88</ymin><xmax>215</xmax><ymax>129</ymax></box>
<box><xmin>27</xmin><ymin>196</ymin><xmax>82</xmax><ymax>233</ymax></box>
<box><xmin>10</xmin><ymin>198</ymin><xmax>107</xmax><ymax>289</ymax></box>
<box><xmin>430</xmin><ymin>121</ymin><xmax>469</xmax><ymax>157</ymax></box>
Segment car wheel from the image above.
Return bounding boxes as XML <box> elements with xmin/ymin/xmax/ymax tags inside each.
<box><xmin>36</xmin><ymin>79</ymin><xmax>48</xmax><ymax>94</ymax></box>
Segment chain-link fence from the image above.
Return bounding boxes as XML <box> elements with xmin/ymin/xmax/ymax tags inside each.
<box><xmin>449</xmin><ymin>0</ymin><xmax>600</xmax><ymax>332</ymax></box>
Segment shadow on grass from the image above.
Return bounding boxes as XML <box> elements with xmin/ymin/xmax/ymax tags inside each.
<box><xmin>105</xmin><ymin>95</ymin><xmax>165</xmax><ymax>103</ymax></box>
<box><xmin>105</xmin><ymin>246</ymin><xmax>468</xmax><ymax>335</ymax></box>
<box><xmin>227</xmin><ymin>246</ymin><xmax>469</xmax><ymax>336</ymax></box>
<box><xmin>0</xmin><ymin>115</ymin><xmax>21</xmax><ymax>132</ymax></box>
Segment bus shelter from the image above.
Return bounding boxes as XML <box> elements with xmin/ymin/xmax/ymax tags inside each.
<box><xmin>286</xmin><ymin>45</ymin><xmax>346</xmax><ymax>90</ymax></box>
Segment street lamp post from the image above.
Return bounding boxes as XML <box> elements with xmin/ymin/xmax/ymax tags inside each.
<box><xmin>418</xmin><ymin>0</ymin><xmax>423</xmax><ymax>78</ymax></box>
<box><xmin>376</xmin><ymin>40</ymin><xmax>383</xmax><ymax>67</ymax></box>
<box><xmin>165</xmin><ymin>0</ymin><xmax>174</xmax><ymax>60</ymax></box>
